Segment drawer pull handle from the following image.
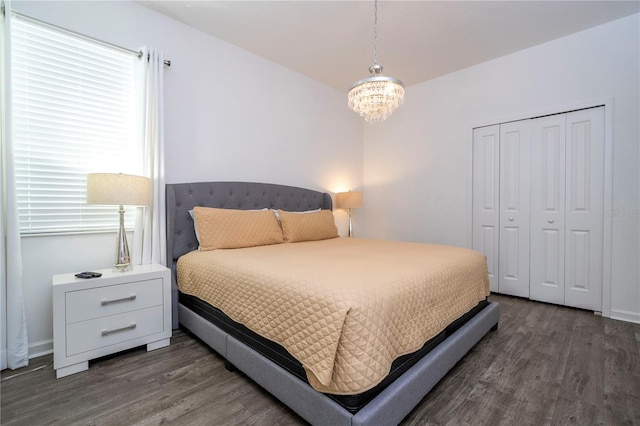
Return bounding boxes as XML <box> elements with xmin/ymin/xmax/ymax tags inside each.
<box><xmin>101</xmin><ymin>323</ymin><xmax>137</xmax><ymax>336</ymax></box>
<box><xmin>101</xmin><ymin>294</ymin><xmax>136</xmax><ymax>305</ymax></box>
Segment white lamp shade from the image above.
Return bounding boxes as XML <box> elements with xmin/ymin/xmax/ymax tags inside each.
<box><xmin>335</xmin><ymin>191</ymin><xmax>363</xmax><ymax>209</ymax></box>
<box><xmin>87</xmin><ymin>173</ymin><xmax>150</xmax><ymax>206</ymax></box>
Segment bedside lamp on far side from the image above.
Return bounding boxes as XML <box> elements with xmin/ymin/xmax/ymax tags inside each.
<box><xmin>87</xmin><ymin>173</ymin><xmax>150</xmax><ymax>271</ymax></box>
<box><xmin>335</xmin><ymin>191</ymin><xmax>363</xmax><ymax>238</ymax></box>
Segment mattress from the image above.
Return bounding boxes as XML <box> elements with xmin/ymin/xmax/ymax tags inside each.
<box><xmin>177</xmin><ymin>238</ymin><xmax>490</xmax><ymax>395</ymax></box>
<box><xmin>180</xmin><ymin>291</ymin><xmax>489</xmax><ymax>413</ymax></box>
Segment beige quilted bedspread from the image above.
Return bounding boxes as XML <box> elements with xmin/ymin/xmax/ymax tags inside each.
<box><xmin>177</xmin><ymin>238</ymin><xmax>490</xmax><ymax>394</ymax></box>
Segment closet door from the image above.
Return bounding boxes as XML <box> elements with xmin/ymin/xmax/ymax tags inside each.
<box><xmin>530</xmin><ymin>115</ymin><xmax>566</xmax><ymax>304</ymax></box>
<box><xmin>564</xmin><ymin>107</ymin><xmax>604</xmax><ymax>311</ymax></box>
<box><xmin>472</xmin><ymin>125</ymin><xmax>500</xmax><ymax>292</ymax></box>
<box><xmin>498</xmin><ymin>120</ymin><xmax>531</xmax><ymax>297</ymax></box>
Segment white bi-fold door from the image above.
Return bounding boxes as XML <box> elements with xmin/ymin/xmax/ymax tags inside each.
<box><xmin>530</xmin><ymin>107</ymin><xmax>604</xmax><ymax>310</ymax></box>
<box><xmin>472</xmin><ymin>119</ymin><xmax>530</xmax><ymax>297</ymax></box>
<box><xmin>472</xmin><ymin>106</ymin><xmax>604</xmax><ymax>311</ymax></box>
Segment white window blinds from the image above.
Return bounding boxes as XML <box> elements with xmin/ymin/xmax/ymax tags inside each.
<box><xmin>11</xmin><ymin>15</ymin><xmax>141</xmax><ymax>234</ymax></box>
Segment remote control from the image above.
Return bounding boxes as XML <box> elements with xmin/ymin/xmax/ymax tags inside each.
<box><xmin>74</xmin><ymin>271</ymin><xmax>102</xmax><ymax>279</ymax></box>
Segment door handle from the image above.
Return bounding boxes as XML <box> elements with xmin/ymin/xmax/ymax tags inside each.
<box><xmin>548</xmin><ymin>219</ymin><xmax>555</xmax><ymax>224</ymax></box>
<box><xmin>508</xmin><ymin>217</ymin><xmax>514</xmax><ymax>222</ymax></box>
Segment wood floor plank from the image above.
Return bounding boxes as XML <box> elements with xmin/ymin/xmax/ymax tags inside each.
<box><xmin>603</xmin><ymin>321</ymin><xmax>640</xmax><ymax>426</ymax></box>
<box><xmin>2</xmin><ymin>294</ymin><xmax>639</xmax><ymax>426</ymax></box>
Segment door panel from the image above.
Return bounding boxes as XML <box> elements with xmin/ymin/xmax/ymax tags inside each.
<box><xmin>530</xmin><ymin>115</ymin><xmax>566</xmax><ymax>304</ymax></box>
<box><xmin>472</xmin><ymin>125</ymin><xmax>500</xmax><ymax>292</ymax></box>
<box><xmin>498</xmin><ymin>120</ymin><xmax>530</xmax><ymax>297</ymax></box>
<box><xmin>480</xmin><ymin>225</ymin><xmax>498</xmax><ymax>280</ymax></box>
<box><xmin>542</xmin><ymin>229</ymin><xmax>562</xmax><ymax>286</ymax></box>
<box><xmin>568</xmin><ymin>230</ymin><xmax>591</xmax><ymax>291</ymax></box>
<box><xmin>503</xmin><ymin>226</ymin><xmax>520</xmax><ymax>279</ymax></box>
<box><xmin>565</xmin><ymin>107</ymin><xmax>604</xmax><ymax>310</ymax></box>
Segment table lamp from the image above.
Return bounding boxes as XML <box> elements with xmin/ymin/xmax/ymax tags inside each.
<box><xmin>87</xmin><ymin>173</ymin><xmax>150</xmax><ymax>271</ymax></box>
<box><xmin>335</xmin><ymin>191</ymin><xmax>363</xmax><ymax>238</ymax></box>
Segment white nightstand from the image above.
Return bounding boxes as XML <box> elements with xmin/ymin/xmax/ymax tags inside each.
<box><xmin>53</xmin><ymin>263</ymin><xmax>171</xmax><ymax>379</ymax></box>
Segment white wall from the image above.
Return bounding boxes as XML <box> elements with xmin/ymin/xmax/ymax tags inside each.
<box><xmin>363</xmin><ymin>14</ymin><xmax>640</xmax><ymax>323</ymax></box>
<box><xmin>13</xmin><ymin>0</ymin><xmax>362</xmax><ymax>357</ymax></box>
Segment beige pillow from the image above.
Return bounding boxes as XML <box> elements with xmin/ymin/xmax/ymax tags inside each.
<box><xmin>278</xmin><ymin>209</ymin><xmax>338</xmax><ymax>243</ymax></box>
<box><xmin>193</xmin><ymin>207</ymin><xmax>284</xmax><ymax>250</ymax></box>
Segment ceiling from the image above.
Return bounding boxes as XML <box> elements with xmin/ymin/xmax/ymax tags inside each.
<box><xmin>138</xmin><ymin>1</ymin><xmax>640</xmax><ymax>91</ymax></box>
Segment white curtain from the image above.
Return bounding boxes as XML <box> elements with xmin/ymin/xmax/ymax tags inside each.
<box><xmin>1</xmin><ymin>0</ymin><xmax>29</xmax><ymax>370</ymax></box>
<box><xmin>134</xmin><ymin>47</ymin><xmax>166</xmax><ymax>266</ymax></box>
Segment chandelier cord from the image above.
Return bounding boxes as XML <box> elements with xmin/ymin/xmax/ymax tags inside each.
<box><xmin>373</xmin><ymin>0</ymin><xmax>378</xmax><ymax>66</ymax></box>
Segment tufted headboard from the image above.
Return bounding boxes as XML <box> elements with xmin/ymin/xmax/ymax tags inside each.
<box><xmin>165</xmin><ymin>181</ymin><xmax>333</xmax><ymax>328</ymax></box>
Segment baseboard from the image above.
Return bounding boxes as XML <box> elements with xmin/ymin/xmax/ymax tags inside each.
<box><xmin>1</xmin><ymin>348</ymin><xmax>6</xmax><ymax>370</ymax></box>
<box><xmin>610</xmin><ymin>309</ymin><xmax>640</xmax><ymax>324</ymax></box>
<box><xmin>29</xmin><ymin>339</ymin><xmax>53</xmax><ymax>359</ymax></box>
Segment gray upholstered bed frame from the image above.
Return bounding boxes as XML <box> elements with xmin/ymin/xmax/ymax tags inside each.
<box><xmin>166</xmin><ymin>181</ymin><xmax>499</xmax><ymax>426</ymax></box>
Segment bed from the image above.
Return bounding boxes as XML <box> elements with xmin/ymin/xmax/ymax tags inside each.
<box><xmin>166</xmin><ymin>181</ymin><xmax>499</xmax><ymax>426</ymax></box>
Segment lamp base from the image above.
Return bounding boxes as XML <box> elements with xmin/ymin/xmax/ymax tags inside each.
<box><xmin>112</xmin><ymin>263</ymin><xmax>132</xmax><ymax>272</ymax></box>
<box><xmin>114</xmin><ymin>205</ymin><xmax>132</xmax><ymax>272</ymax></box>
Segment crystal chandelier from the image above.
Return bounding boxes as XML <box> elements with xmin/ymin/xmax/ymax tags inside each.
<box><xmin>348</xmin><ymin>0</ymin><xmax>405</xmax><ymax>124</ymax></box>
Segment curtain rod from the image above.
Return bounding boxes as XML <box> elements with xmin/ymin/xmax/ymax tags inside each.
<box><xmin>9</xmin><ymin>10</ymin><xmax>171</xmax><ymax>67</ymax></box>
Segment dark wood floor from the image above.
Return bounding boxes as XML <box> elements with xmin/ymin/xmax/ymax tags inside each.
<box><xmin>2</xmin><ymin>294</ymin><xmax>639</xmax><ymax>426</ymax></box>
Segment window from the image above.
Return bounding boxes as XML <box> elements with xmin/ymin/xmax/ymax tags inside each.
<box><xmin>11</xmin><ymin>15</ymin><xmax>140</xmax><ymax>234</ymax></box>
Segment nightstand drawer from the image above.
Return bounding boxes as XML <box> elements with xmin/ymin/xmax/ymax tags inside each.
<box><xmin>66</xmin><ymin>278</ymin><xmax>163</xmax><ymax>324</ymax></box>
<box><xmin>66</xmin><ymin>305</ymin><xmax>164</xmax><ymax>356</ymax></box>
